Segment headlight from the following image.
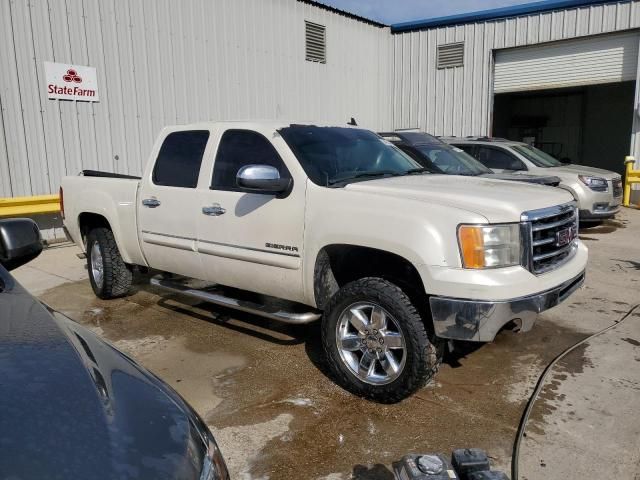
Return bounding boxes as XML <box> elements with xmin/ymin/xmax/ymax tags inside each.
<box><xmin>578</xmin><ymin>175</ymin><xmax>608</xmax><ymax>192</ymax></box>
<box><xmin>200</xmin><ymin>438</ymin><xmax>229</xmax><ymax>480</ymax></box>
<box><xmin>458</xmin><ymin>224</ymin><xmax>521</xmax><ymax>269</ymax></box>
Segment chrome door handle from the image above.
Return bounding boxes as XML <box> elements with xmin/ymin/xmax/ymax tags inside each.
<box><xmin>142</xmin><ymin>198</ymin><xmax>161</xmax><ymax>208</ymax></box>
<box><xmin>202</xmin><ymin>204</ymin><xmax>226</xmax><ymax>216</ymax></box>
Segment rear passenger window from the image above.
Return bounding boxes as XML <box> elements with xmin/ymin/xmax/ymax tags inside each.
<box><xmin>152</xmin><ymin>130</ymin><xmax>209</xmax><ymax>188</ymax></box>
<box><xmin>211</xmin><ymin>130</ymin><xmax>290</xmax><ymax>190</ymax></box>
<box><xmin>476</xmin><ymin>146</ymin><xmax>524</xmax><ymax>170</ymax></box>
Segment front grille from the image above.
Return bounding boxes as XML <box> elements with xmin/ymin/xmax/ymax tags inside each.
<box><xmin>612</xmin><ymin>178</ymin><xmax>623</xmax><ymax>198</ymax></box>
<box><xmin>522</xmin><ymin>203</ymin><xmax>578</xmax><ymax>274</ymax></box>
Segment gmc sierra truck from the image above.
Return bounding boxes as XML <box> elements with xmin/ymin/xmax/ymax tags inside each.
<box><xmin>61</xmin><ymin>122</ymin><xmax>587</xmax><ymax>403</ymax></box>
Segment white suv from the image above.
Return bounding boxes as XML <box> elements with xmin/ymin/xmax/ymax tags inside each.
<box><xmin>444</xmin><ymin>137</ymin><xmax>623</xmax><ymax>221</ymax></box>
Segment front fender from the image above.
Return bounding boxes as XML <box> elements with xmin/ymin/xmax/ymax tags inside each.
<box><xmin>302</xmin><ymin>183</ymin><xmax>486</xmax><ymax>306</ymax></box>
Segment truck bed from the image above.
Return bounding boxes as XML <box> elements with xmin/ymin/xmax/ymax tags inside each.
<box><xmin>60</xmin><ymin>174</ymin><xmax>145</xmax><ymax>266</ymax></box>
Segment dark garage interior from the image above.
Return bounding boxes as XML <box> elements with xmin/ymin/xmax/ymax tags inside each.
<box><xmin>493</xmin><ymin>82</ymin><xmax>635</xmax><ymax>176</ymax></box>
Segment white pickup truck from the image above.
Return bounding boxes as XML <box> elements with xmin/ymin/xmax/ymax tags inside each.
<box><xmin>61</xmin><ymin>122</ymin><xmax>587</xmax><ymax>402</ymax></box>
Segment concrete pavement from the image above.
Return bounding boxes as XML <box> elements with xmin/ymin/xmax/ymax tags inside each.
<box><xmin>12</xmin><ymin>208</ymin><xmax>640</xmax><ymax>479</ymax></box>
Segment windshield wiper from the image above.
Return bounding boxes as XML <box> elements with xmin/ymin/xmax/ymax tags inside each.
<box><xmin>328</xmin><ymin>170</ymin><xmax>403</xmax><ymax>185</ymax></box>
<box><xmin>328</xmin><ymin>168</ymin><xmax>433</xmax><ymax>186</ymax></box>
<box><xmin>405</xmin><ymin>167</ymin><xmax>432</xmax><ymax>175</ymax></box>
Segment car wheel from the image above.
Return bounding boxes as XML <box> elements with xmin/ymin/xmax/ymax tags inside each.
<box><xmin>321</xmin><ymin>277</ymin><xmax>441</xmax><ymax>403</ymax></box>
<box><xmin>86</xmin><ymin>227</ymin><xmax>133</xmax><ymax>299</ymax></box>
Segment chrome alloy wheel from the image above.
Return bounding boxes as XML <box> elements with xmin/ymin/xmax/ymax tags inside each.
<box><xmin>335</xmin><ymin>302</ymin><xmax>407</xmax><ymax>385</ymax></box>
<box><xmin>90</xmin><ymin>241</ymin><xmax>104</xmax><ymax>289</ymax></box>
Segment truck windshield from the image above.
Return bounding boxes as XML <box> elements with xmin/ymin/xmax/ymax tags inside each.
<box><xmin>413</xmin><ymin>144</ymin><xmax>492</xmax><ymax>176</ymax></box>
<box><xmin>279</xmin><ymin>126</ymin><xmax>425</xmax><ymax>186</ymax></box>
<box><xmin>512</xmin><ymin>144</ymin><xmax>563</xmax><ymax>168</ymax></box>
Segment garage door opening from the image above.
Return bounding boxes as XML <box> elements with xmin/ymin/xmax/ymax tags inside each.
<box><xmin>492</xmin><ymin>82</ymin><xmax>635</xmax><ymax>176</ymax></box>
<box><xmin>492</xmin><ymin>31</ymin><xmax>639</xmax><ymax>176</ymax></box>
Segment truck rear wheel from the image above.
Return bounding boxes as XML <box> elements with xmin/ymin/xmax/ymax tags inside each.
<box><xmin>86</xmin><ymin>227</ymin><xmax>132</xmax><ymax>299</ymax></box>
<box><xmin>321</xmin><ymin>277</ymin><xmax>441</xmax><ymax>403</ymax></box>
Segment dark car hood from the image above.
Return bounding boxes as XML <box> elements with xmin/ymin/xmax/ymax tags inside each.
<box><xmin>480</xmin><ymin>172</ymin><xmax>561</xmax><ymax>186</ymax></box>
<box><xmin>0</xmin><ymin>269</ymin><xmax>209</xmax><ymax>479</ymax></box>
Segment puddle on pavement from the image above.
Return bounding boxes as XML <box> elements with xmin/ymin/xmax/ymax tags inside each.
<box><xmin>40</xmin><ymin>280</ymin><xmax>594</xmax><ymax>479</ymax></box>
<box><xmin>525</xmin><ymin>343</ymin><xmax>594</xmax><ymax>436</ymax></box>
<box><xmin>579</xmin><ymin>218</ymin><xmax>628</xmax><ymax>235</ymax></box>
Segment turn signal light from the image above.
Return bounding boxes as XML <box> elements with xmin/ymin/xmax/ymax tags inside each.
<box><xmin>458</xmin><ymin>225</ymin><xmax>485</xmax><ymax>269</ymax></box>
<box><xmin>457</xmin><ymin>224</ymin><xmax>521</xmax><ymax>269</ymax></box>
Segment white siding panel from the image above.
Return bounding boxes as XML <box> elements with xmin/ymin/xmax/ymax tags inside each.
<box><xmin>539</xmin><ymin>13</ymin><xmax>553</xmax><ymax>43</ymax></box>
<box><xmin>1</xmin><ymin>0</ymin><xmax>32</xmax><ymax>196</ymax></box>
<box><xmin>495</xmin><ymin>32</ymin><xmax>639</xmax><ymax>93</ymax></box>
<box><xmin>14</xmin><ymin>0</ymin><xmax>49</xmax><ymax>195</ymax></box>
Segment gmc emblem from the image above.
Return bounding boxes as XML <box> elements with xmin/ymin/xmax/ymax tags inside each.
<box><xmin>556</xmin><ymin>226</ymin><xmax>577</xmax><ymax>247</ymax></box>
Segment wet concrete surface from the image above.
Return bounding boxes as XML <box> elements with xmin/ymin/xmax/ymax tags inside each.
<box><xmin>13</xmin><ymin>209</ymin><xmax>640</xmax><ymax>479</ymax></box>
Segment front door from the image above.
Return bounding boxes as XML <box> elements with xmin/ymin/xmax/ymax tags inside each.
<box><xmin>196</xmin><ymin>129</ymin><xmax>306</xmax><ymax>303</ymax></box>
<box><xmin>137</xmin><ymin>129</ymin><xmax>209</xmax><ymax>279</ymax></box>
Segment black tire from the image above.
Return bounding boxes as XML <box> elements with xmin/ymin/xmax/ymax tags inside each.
<box><xmin>321</xmin><ymin>277</ymin><xmax>441</xmax><ymax>403</ymax></box>
<box><xmin>86</xmin><ymin>227</ymin><xmax>133</xmax><ymax>299</ymax></box>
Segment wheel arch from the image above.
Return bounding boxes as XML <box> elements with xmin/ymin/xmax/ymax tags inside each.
<box><xmin>77</xmin><ymin>211</ymin><xmax>135</xmax><ymax>265</ymax></box>
<box><xmin>313</xmin><ymin>244</ymin><xmax>430</xmax><ymax>326</ymax></box>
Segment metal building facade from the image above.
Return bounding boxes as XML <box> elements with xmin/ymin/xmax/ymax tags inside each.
<box><xmin>4</xmin><ymin>0</ymin><xmax>640</xmax><ymax>201</ymax></box>
<box><xmin>0</xmin><ymin>0</ymin><xmax>392</xmax><ymax>198</ymax></box>
<box><xmin>390</xmin><ymin>0</ymin><xmax>640</xmax><ymax>159</ymax></box>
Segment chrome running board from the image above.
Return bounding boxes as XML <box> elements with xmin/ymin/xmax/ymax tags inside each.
<box><xmin>150</xmin><ymin>275</ymin><xmax>321</xmax><ymax>324</ymax></box>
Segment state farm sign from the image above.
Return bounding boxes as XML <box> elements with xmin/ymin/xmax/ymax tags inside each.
<box><xmin>44</xmin><ymin>62</ymin><xmax>100</xmax><ymax>102</ymax></box>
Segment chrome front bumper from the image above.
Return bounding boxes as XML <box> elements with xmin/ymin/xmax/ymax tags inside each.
<box><xmin>429</xmin><ymin>270</ymin><xmax>585</xmax><ymax>342</ymax></box>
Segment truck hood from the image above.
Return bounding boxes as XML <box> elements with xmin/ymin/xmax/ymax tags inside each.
<box><xmin>345</xmin><ymin>174</ymin><xmax>575</xmax><ymax>223</ymax></box>
<box><xmin>546</xmin><ymin>164</ymin><xmax>621</xmax><ymax>180</ymax></box>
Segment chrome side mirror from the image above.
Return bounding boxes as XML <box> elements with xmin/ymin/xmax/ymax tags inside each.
<box><xmin>0</xmin><ymin>218</ymin><xmax>43</xmax><ymax>271</ymax></box>
<box><xmin>236</xmin><ymin>165</ymin><xmax>291</xmax><ymax>194</ymax></box>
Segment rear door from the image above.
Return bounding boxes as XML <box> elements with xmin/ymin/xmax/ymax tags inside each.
<box><xmin>475</xmin><ymin>145</ymin><xmax>528</xmax><ymax>173</ymax></box>
<box><xmin>196</xmin><ymin>128</ymin><xmax>306</xmax><ymax>303</ymax></box>
<box><xmin>137</xmin><ymin>129</ymin><xmax>210</xmax><ymax>279</ymax></box>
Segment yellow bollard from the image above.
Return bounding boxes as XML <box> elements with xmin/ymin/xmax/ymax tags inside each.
<box><xmin>623</xmin><ymin>156</ymin><xmax>640</xmax><ymax>207</ymax></box>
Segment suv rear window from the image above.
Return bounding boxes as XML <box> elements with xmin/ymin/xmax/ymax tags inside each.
<box><xmin>152</xmin><ymin>130</ymin><xmax>210</xmax><ymax>188</ymax></box>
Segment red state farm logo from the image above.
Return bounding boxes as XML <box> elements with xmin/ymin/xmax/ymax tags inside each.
<box><xmin>48</xmin><ymin>66</ymin><xmax>95</xmax><ymax>98</ymax></box>
<box><xmin>62</xmin><ymin>69</ymin><xmax>82</xmax><ymax>83</ymax></box>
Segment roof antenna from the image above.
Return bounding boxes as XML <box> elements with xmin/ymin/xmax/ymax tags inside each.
<box><xmin>347</xmin><ymin>117</ymin><xmax>358</xmax><ymax>126</ymax></box>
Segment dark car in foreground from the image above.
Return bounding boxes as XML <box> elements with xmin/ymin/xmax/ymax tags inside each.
<box><xmin>379</xmin><ymin>131</ymin><xmax>561</xmax><ymax>187</ymax></box>
<box><xmin>0</xmin><ymin>218</ymin><xmax>229</xmax><ymax>480</ymax></box>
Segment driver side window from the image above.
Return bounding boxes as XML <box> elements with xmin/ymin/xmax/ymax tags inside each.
<box><xmin>211</xmin><ymin>130</ymin><xmax>291</xmax><ymax>191</ymax></box>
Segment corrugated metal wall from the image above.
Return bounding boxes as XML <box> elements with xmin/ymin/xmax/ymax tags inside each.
<box><xmin>391</xmin><ymin>0</ymin><xmax>640</xmax><ymax>148</ymax></box>
<box><xmin>0</xmin><ymin>0</ymin><xmax>392</xmax><ymax>198</ymax></box>
<box><xmin>5</xmin><ymin>0</ymin><xmax>640</xmax><ymax>201</ymax></box>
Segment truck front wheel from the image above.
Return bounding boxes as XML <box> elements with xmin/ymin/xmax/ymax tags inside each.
<box><xmin>321</xmin><ymin>277</ymin><xmax>440</xmax><ymax>403</ymax></box>
<box><xmin>86</xmin><ymin>227</ymin><xmax>133</xmax><ymax>299</ymax></box>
